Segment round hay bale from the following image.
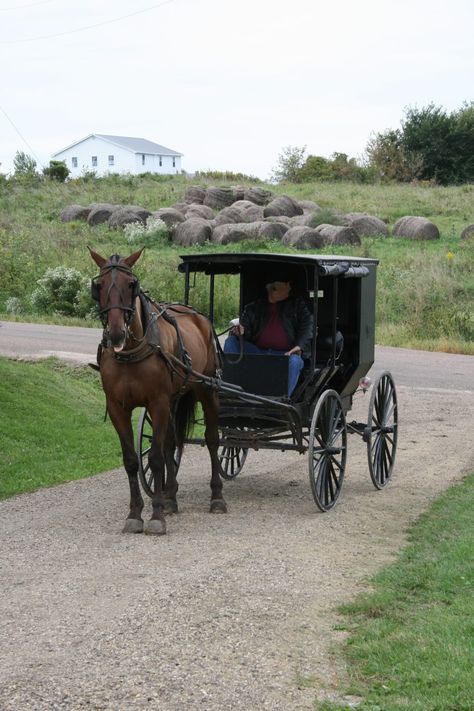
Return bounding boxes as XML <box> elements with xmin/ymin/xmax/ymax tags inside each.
<box><xmin>264</xmin><ymin>215</ymin><xmax>292</xmax><ymax>225</ymax></box>
<box><xmin>315</xmin><ymin>224</ymin><xmax>361</xmax><ymax>246</ymax></box>
<box><xmin>349</xmin><ymin>215</ymin><xmax>388</xmax><ymax>238</ymax></box>
<box><xmin>152</xmin><ymin>208</ymin><xmax>186</xmax><ymax>229</ymax></box>
<box><xmin>282</xmin><ymin>226</ymin><xmax>325</xmax><ymax>250</ymax></box>
<box><xmin>108</xmin><ymin>207</ymin><xmax>149</xmax><ymax>229</ymax></box>
<box><xmin>184</xmin><ymin>204</ymin><xmax>215</xmax><ymax>220</ymax></box>
<box><xmin>393</xmin><ymin>216</ymin><xmax>440</xmax><ymax>240</ymax></box>
<box><xmin>289</xmin><ymin>213</ymin><xmax>319</xmax><ymax>227</ymax></box>
<box><xmin>170</xmin><ymin>202</ymin><xmax>188</xmax><ymax>214</ymax></box>
<box><xmin>87</xmin><ymin>203</ymin><xmax>117</xmax><ymax>226</ymax></box>
<box><xmin>60</xmin><ymin>204</ymin><xmax>91</xmax><ymax>222</ymax></box>
<box><xmin>263</xmin><ymin>194</ymin><xmax>304</xmax><ymax>218</ymax></box>
<box><xmin>460</xmin><ymin>223</ymin><xmax>474</xmax><ymax>240</ymax></box>
<box><xmin>231</xmin><ymin>186</ymin><xmax>246</xmax><ymax>201</ymax></box>
<box><xmin>243</xmin><ymin>186</ymin><xmax>274</xmax><ymax>205</ymax></box>
<box><xmin>184</xmin><ymin>186</ymin><xmax>206</xmax><ymax>204</ymax></box>
<box><xmin>172</xmin><ymin>218</ymin><xmax>212</xmax><ymax>246</ymax></box>
<box><xmin>123</xmin><ymin>205</ymin><xmax>152</xmax><ymax>221</ymax></box>
<box><xmin>298</xmin><ymin>200</ymin><xmax>321</xmax><ymax>212</ymax></box>
<box><xmin>214</xmin><ymin>201</ymin><xmax>264</xmax><ymax>226</ymax></box>
<box><xmin>203</xmin><ymin>187</ymin><xmax>236</xmax><ymax>210</ymax></box>
<box><xmin>211</xmin><ymin>221</ymin><xmax>285</xmax><ymax>245</ymax></box>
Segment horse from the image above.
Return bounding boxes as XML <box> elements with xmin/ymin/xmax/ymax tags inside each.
<box><xmin>88</xmin><ymin>247</ymin><xmax>226</xmax><ymax>535</ymax></box>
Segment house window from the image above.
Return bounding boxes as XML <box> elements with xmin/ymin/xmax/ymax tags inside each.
<box><xmin>91</xmin><ymin>156</ymin><xmax>97</xmax><ymax>167</ymax></box>
<box><xmin>72</xmin><ymin>157</ymin><xmax>78</xmax><ymax>168</ymax></box>
<box><xmin>172</xmin><ymin>157</ymin><xmax>176</xmax><ymax>168</ymax></box>
<box><xmin>142</xmin><ymin>154</ymin><xmax>146</xmax><ymax>165</ymax></box>
<box><xmin>108</xmin><ymin>155</ymin><xmax>114</xmax><ymax>166</ymax></box>
<box><xmin>159</xmin><ymin>155</ymin><xmax>162</xmax><ymax>167</ymax></box>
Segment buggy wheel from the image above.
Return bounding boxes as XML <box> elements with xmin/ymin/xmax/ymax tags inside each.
<box><xmin>136</xmin><ymin>408</ymin><xmax>182</xmax><ymax>497</ymax></box>
<box><xmin>367</xmin><ymin>371</ymin><xmax>398</xmax><ymax>489</ymax></box>
<box><xmin>218</xmin><ymin>429</ymin><xmax>248</xmax><ymax>480</ymax></box>
<box><xmin>308</xmin><ymin>389</ymin><xmax>347</xmax><ymax>511</ymax></box>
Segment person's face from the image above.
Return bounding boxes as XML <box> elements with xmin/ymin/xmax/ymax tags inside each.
<box><xmin>267</xmin><ymin>281</ymin><xmax>291</xmax><ymax>302</ymax></box>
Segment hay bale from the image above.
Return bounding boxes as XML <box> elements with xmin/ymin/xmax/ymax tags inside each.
<box><xmin>460</xmin><ymin>224</ymin><xmax>474</xmax><ymax>240</ymax></box>
<box><xmin>87</xmin><ymin>203</ymin><xmax>117</xmax><ymax>226</ymax></box>
<box><xmin>184</xmin><ymin>204</ymin><xmax>215</xmax><ymax>220</ymax></box>
<box><xmin>203</xmin><ymin>187</ymin><xmax>236</xmax><ymax>209</ymax></box>
<box><xmin>243</xmin><ymin>186</ymin><xmax>274</xmax><ymax>205</ymax></box>
<box><xmin>347</xmin><ymin>214</ymin><xmax>388</xmax><ymax>238</ymax></box>
<box><xmin>315</xmin><ymin>224</ymin><xmax>361</xmax><ymax>246</ymax></box>
<box><xmin>184</xmin><ymin>186</ymin><xmax>206</xmax><ymax>204</ymax></box>
<box><xmin>60</xmin><ymin>204</ymin><xmax>91</xmax><ymax>222</ymax></box>
<box><xmin>170</xmin><ymin>202</ymin><xmax>188</xmax><ymax>214</ymax></box>
<box><xmin>172</xmin><ymin>218</ymin><xmax>212</xmax><ymax>246</ymax></box>
<box><xmin>264</xmin><ymin>215</ymin><xmax>292</xmax><ymax>225</ymax></box>
<box><xmin>211</xmin><ymin>221</ymin><xmax>286</xmax><ymax>245</ymax></box>
<box><xmin>263</xmin><ymin>194</ymin><xmax>304</xmax><ymax>218</ymax></box>
<box><xmin>231</xmin><ymin>186</ymin><xmax>246</xmax><ymax>201</ymax></box>
<box><xmin>282</xmin><ymin>226</ymin><xmax>326</xmax><ymax>250</ymax></box>
<box><xmin>289</xmin><ymin>213</ymin><xmax>319</xmax><ymax>227</ymax></box>
<box><xmin>214</xmin><ymin>200</ymin><xmax>264</xmax><ymax>226</ymax></box>
<box><xmin>393</xmin><ymin>216</ymin><xmax>440</xmax><ymax>240</ymax></box>
<box><xmin>152</xmin><ymin>208</ymin><xmax>186</xmax><ymax>229</ymax></box>
<box><xmin>298</xmin><ymin>200</ymin><xmax>321</xmax><ymax>212</ymax></box>
<box><xmin>108</xmin><ymin>207</ymin><xmax>150</xmax><ymax>229</ymax></box>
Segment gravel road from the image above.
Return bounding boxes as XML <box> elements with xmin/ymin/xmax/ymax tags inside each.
<box><xmin>1</xmin><ymin>343</ymin><xmax>474</xmax><ymax>710</ymax></box>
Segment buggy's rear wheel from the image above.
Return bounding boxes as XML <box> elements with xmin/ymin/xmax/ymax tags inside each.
<box><xmin>366</xmin><ymin>371</ymin><xmax>398</xmax><ymax>489</ymax></box>
<box><xmin>136</xmin><ymin>408</ymin><xmax>182</xmax><ymax>497</ymax></box>
<box><xmin>308</xmin><ymin>390</ymin><xmax>347</xmax><ymax>511</ymax></box>
<box><xmin>218</xmin><ymin>429</ymin><xmax>248</xmax><ymax>480</ymax></box>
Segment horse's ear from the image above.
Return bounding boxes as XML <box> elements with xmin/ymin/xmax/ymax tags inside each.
<box><xmin>88</xmin><ymin>247</ymin><xmax>106</xmax><ymax>268</ymax></box>
<box><xmin>124</xmin><ymin>247</ymin><xmax>145</xmax><ymax>268</ymax></box>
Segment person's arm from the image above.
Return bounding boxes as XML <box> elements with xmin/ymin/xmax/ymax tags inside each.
<box><xmin>294</xmin><ymin>299</ymin><xmax>313</xmax><ymax>351</ymax></box>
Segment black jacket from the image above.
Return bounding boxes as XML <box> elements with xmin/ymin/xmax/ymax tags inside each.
<box><xmin>240</xmin><ymin>297</ymin><xmax>313</xmax><ymax>354</ymax></box>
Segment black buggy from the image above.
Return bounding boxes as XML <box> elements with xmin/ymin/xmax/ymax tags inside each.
<box><xmin>137</xmin><ymin>252</ymin><xmax>398</xmax><ymax>511</ymax></box>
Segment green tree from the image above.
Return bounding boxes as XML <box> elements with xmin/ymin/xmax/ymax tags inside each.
<box><xmin>13</xmin><ymin>150</ymin><xmax>38</xmax><ymax>177</ymax></box>
<box><xmin>271</xmin><ymin>145</ymin><xmax>307</xmax><ymax>182</ymax></box>
<box><xmin>365</xmin><ymin>128</ymin><xmax>424</xmax><ymax>182</ymax></box>
<box><xmin>42</xmin><ymin>160</ymin><xmax>70</xmax><ymax>182</ymax></box>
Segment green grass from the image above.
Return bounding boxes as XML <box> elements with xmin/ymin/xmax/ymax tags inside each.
<box><xmin>0</xmin><ymin>357</ymin><xmax>122</xmax><ymax>498</ymax></box>
<box><xmin>317</xmin><ymin>473</ymin><xmax>474</xmax><ymax>711</ymax></box>
<box><xmin>1</xmin><ymin>175</ymin><xmax>474</xmax><ymax>352</ymax></box>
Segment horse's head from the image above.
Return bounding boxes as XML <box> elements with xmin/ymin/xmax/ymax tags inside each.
<box><xmin>89</xmin><ymin>247</ymin><xmax>144</xmax><ymax>352</ymax></box>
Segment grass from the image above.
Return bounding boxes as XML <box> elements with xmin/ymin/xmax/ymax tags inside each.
<box><xmin>1</xmin><ymin>174</ymin><xmax>473</xmax><ymax>351</ymax></box>
<box><xmin>0</xmin><ymin>357</ymin><xmax>122</xmax><ymax>498</ymax></box>
<box><xmin>316</xmin><ymin>473</ymin><xmax>474</xmax><ymax>711</ymax></box>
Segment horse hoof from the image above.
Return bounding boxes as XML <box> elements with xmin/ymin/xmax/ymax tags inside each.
<box><xmin>122</xmin><ymin>518</ymin><xmax>144</xmax><ymax>534</ymax></box>
<box><xmin>163</xmin><ymin>499</ymin><xmax>178</xmax><ymax>515</ymax></box>
<box><xmin>210</xmin><ymin>499</ymin><xmax>227</xmax><ymax>514</ymax></box>
<box><xmin>144</xmin><ymin>518</ymin><xmax>167</xmax><ymax>536</ymax></box>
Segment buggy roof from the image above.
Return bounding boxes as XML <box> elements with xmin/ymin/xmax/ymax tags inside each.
<box><xmin>179</xmin><ymin>252</ymin><xmax>378</xmax><ymax>276</ymax></box>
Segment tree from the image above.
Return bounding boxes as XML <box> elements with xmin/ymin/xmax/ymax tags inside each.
<box><xmin>271</xmin><ymin>145</ymin><xmax>307</xmax><ymax>182</ymax></box>
<box><xmin>43</xmin><ymin>160</ymin><xmax>70</xmax><ymax>182</ymax></box>
<box><xmin>365</xmin><ymin>129</ymin><xmax>424</xmax><ymax>182</ymax></box>
<box><xmin>13</xmin><ymin>151</ymin><xmax>38</xmax><ymax>177</ymax></box>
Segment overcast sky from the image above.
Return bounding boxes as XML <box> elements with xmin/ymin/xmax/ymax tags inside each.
<box><xmin>1</xmin><ymin>0</ymin><xmax>473</xmax><ymax>179</ymax></box>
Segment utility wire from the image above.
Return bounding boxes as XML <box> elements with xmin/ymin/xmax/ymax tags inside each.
<box><xmin>0</xmin><ymin>104</ymin><xmax>42</xmax><ymax>166</ymax></box>
<box><xmin>0</xmin><ymin>0</ymin><xmax>56</xmax><ymax>11</ymax></box>
<box><xmin>0</xmin><ymin>0</ymin><xmax>175</xmax><ymax>43</ymax></box>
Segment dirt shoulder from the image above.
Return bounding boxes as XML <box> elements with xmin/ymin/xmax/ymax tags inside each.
<box><xmin>1</xmin><ymin>383</ymin><xmax>473</xmax><ymax>710</ymax></box>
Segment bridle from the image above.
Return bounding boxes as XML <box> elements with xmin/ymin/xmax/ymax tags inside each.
<box><xmin>91</xmin><ymin>260</ymin><xmax>140</xmax><ymax>328</ymax></box>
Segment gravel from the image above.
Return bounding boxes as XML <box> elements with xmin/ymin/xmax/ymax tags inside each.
<box><xmin>1</xmin><ymin>385</ymin><xmax>473</xmax><ymax>710</ymax></box>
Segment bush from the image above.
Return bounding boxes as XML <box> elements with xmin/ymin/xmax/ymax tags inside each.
<box><xmin>123</xmin><ymin>216</ymin><xmax>169</xmax><ymax>247</ymax></box>
<box><xmin>43</xmin><ymin>160</ymin><xmax>70</xmax><ymax>182</ymax></box>
<box><xmin>5</xmin><ymin>296</ymin><xmax>23</xmax><ymax>314</ymax></box>
<box><xmin>30</xmin><ymin>266</ymin><xmax>92</xmax><ymax>316</ymax></box>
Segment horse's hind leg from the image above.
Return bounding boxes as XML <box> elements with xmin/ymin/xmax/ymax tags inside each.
<box><xmin>199</xmin><ymin>388</ymin><xmax>227</xmax><ymax>514</ymax></box>
<box><xmin>163</xmin><ymin>423</ymin><xmax>179</xmax><ymax>514</ymax></box>
<box><xmin>107</xmin><ymin>402</ymin><xmax>144</xmax><ymax>533</ymax></box>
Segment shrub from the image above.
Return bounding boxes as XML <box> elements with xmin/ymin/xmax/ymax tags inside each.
<box><xmin>43</xmin><ymin>160</ymin><xmax>70</xmax><ymax>182</ymax></box>
<box><xmin>123</xmin><ymin>216</ymin><xmax>169</xmax><ymax>247</ymax></box>
<box><xmin>5</xmin><ymin>296</ymin><xmax>23</xmax><ymax>314</ymax></box>
<box><xmin>30</xmin><ymin>266</ymin><xmax>92</xmax><ymax>316</ymax></box>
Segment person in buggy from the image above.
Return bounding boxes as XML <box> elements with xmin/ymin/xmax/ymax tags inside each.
<box><xmin>223</xmin><ymin>274</ymin><xmax>313</xmax><ymax>396</ymax></box>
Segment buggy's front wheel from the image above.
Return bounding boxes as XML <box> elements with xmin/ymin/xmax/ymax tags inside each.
<box><xmin>218</xmin><ymin>428</ymin><xmax>249</xmax><ymax>480</ymax></box>
<box><xmin>308</xmin><ymin>390</ymin><xmax>347</xmax><ymax>511</ymax></box>
<box><xmin>136</xmin><ymin>408</ymin><xmax>182</xmax><ymax>497</ymax></box>
<box><xmin>366</xmin><ymin>371</ymin><xmax>398</xmax><ymax>489</ymax></box>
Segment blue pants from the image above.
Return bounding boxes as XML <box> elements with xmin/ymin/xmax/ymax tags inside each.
<box><xmin>223</xmin><ymin>335</ymin><xmax>304</xmax><ymax>396</ymax></box>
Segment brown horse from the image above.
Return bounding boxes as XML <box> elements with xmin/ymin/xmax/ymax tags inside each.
<box><xmin>89</xmin><ymin>248</ymin><xmax>226</xmax><ymax>535</ymax></box>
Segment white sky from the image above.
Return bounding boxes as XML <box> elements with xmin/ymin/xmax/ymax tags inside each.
<box><xmin>0</xmin><ymin>0</ymin><xmax>473</xmax><ymax>179</ymax></box>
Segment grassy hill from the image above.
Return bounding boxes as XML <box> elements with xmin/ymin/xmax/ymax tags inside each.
<box><xmin>1</xmin><ymin>174</ymin><xmax>473</xmax><ymax>352</ymax></box>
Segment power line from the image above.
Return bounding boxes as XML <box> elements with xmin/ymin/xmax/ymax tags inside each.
<box><xmin>0</xmin><ymin>0</ymin><xmax>56</xmax><ymax>12</ymax></box>
<box><xmin>0</xmin><ymin>0</ymin><xmax>175</xmax><ymax>43</ymax></box>
<box><xmin>0</xmin><ymin>104</ymin><xmax>42</xmax><ymax>166</ymax></box>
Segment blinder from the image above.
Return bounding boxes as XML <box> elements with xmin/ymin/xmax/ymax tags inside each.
<box><xmin>91</xmin><ymin>264</ymin><xmax>141</xmax><ymax>326</ymax></box>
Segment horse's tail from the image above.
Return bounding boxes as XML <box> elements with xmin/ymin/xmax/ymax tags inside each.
<box><xmin>174</xmin><ymin>390</ymin><xmax>197</xmax><ymax>448</ymax></box>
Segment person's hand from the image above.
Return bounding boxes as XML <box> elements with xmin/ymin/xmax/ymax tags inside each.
<box><xmin>285</xmin><ymin>345</ymin><xmax>301</xmax><ymax>356</ymax></box>
<box><xmin>231</xmin><ymin>324</ymin><xmax>245</xmax><ymax>336</ymax></box>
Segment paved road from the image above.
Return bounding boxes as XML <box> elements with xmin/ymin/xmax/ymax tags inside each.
<box><xmin>1</xmin><ymin>320</ymin><xmax>473</xmax><ymax>393</ymax></box>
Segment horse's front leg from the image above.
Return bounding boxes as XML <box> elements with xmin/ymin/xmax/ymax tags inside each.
<box><xmin>107</xmin><ymin>401</ymin><xmax>144</xmax><ymax>533</ymax></box>
<box><xmin>199</xmin><ymin>388</ymin><xmax>227</xmax><ymax>514</ymax></box>
<box><xmin>144</xmin><ymin>399</ymin><xmax>170</xmax><ymax>535</ymax></box>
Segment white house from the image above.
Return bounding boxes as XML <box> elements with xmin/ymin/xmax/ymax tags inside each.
<box><xmin>52</xmin><ymin>134</ymin><xmax>183</xmax><ymax>177</ymax></box>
